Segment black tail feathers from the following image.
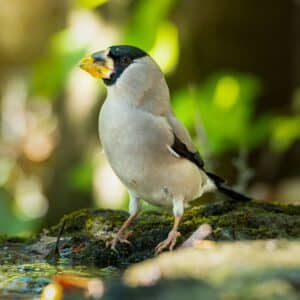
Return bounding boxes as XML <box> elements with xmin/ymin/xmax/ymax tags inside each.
<box><xmin>216</xmin><ymin>183</ymin><xmax>252</xmax><ymax>202</ymax></box>
<box><xmin>206</xmin><ymin>171</ymin><xmax>251</xmax><ymax>202</ymax></box>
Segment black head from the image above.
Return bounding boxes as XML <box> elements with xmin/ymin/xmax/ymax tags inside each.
<box><xmin>80</xmin><ymin>45</ymin><xmax>148</xmax><ymax>85</ymax></box>
<box><xmin>103</xmin><ymin>45</ymin><xmax>147</xmax><ymax>85</ymax></box>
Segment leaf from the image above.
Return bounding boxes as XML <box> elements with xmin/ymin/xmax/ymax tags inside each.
<box><xmin>66</xmin><ymin>162</ymin><xmax>93</xmax><ymax>192</ymax></box>
<box><xmin>76</xmin><ymin>0</ymin><xmax>108</xmax><ymax>9</ymax></box>
<box><xmin>172</xmin><ymin>72</ymin><xmax>269</xmax><ymax>155</ymax></box>
<box><xmin>124</xmin><ymin>0</ymin><xmax>178</xmax><ymax>50</ymax></box>
<box><xmin>270</xmin><ymin>116</ymin><xmax>300</xmax><ymax>152</ymax></box>
<box><xmin>30</xmin><ymin>48</ymin><xmax>86</xmax><ymax>98</ymax></box>
<box><xmin>150</xmin><ymin>21</ymin><xmax>179</xmax><ymax>74</ymax></box>
<box><xmin>0</xmin><ymin>189</ymin><xmax>39</xmax><ymax>236</ymax></box>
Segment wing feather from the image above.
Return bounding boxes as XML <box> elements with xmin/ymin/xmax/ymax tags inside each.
<box><xmin>166</xmin><ymin>114</ymin><xmax>204</xmax><ymax>169</ymax></box>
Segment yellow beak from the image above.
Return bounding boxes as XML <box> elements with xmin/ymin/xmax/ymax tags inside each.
<box><xmin>79</xmin><ymin>51</ymin><xmax>113</xmax><ymax>79</ymax></box>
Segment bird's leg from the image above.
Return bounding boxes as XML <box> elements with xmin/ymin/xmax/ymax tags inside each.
<box><xmin>107</xmin><ymin>192</ymin><xmax>140</xmax><ymax>250</ymax></box>
<box><xmin>155</xmin><ymin>215</ymin><xmax>181</xmax><ymax>254</ymax></box>
<box><xmin>155</xmin><ymin>197</ymin><xmax>183</xmax><ymax>255</ymax></box>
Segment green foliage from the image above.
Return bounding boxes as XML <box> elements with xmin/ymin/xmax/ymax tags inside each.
<box><xmin>31</xmin><ymin>49</ymin><xmax>85</xmax><ymax>98</ymax></box>
<box><xmin>173</xmin><ymin>72</ymin><xmax>273</xmax><ymax>154</ymax></box>
<box><xmin>123</xmin><ymin>0</ymin><xmax>179</xmax><ymax>74</ymax></box>
<box><xmin>270</xmin><ymin>116</ymin><xmax>300</xmax><ymax>152</ymax></box>
<box><xmin>66</xmin><ymin>162</ymin><xmax>93</xmax><ymax>192</ymax></box>
<box><xmin>30</xmin><ymin>30</ymin><xmax>86</xmax><ymax>97</ymax></box>
<box><xmin>2</xmin><ymin>0</ymin><xmax>298</xmax><ymax>239</ymax></box>
<box><xmin>76</xmin><ymin>0</ymin><xmax>107</xmax><ymax>9</ymax></box>
<box><xmin>124</xmin><ymin>0</ymin><xmax>178</xmax><ymax>50</ymax></box>
<box><xmin>150</xmin><ymin>21</ymin><xmax>179</xmax><ymax>73</ymax></box>
<box><xmin>0</xmin><ymin>189</ymin><xmax>39</xmax><ymax>236</ymax></box>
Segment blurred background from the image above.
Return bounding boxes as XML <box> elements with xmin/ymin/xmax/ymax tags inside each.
<box><xmin>0</xmin><ymin>0</ymin><xmax>299</xmax><ymax>236</ymax></box>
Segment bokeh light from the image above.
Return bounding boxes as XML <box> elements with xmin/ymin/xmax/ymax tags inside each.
<box><xmin>0</xmin><ymin>0</ymin><xmax>299</xmax><ymax>237</ymax></box>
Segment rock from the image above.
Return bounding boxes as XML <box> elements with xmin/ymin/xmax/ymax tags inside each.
<box><xmin>1</xmin><ymin>200</ymin><xmax>300</xmax><ymax>298</ymax></box>
<box><xmin>46</xmin><ymin>201</ymin><xmax>300</xmax><ymax>267</ymax></box>
<box><xmin>106</xmin><ymin>240</ymin><xmax>300</xmax><ymax>300</ymax></box>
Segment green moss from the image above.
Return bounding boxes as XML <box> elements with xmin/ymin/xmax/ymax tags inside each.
<box><xmin>43</xmin><ymin>201</ymin><xmax>300</xmax><ymax>267</ymax></box>
<box><xmin>1</xmin><ymin>201</ymin><xmax>300</xmax><ymax>298</ymax></box>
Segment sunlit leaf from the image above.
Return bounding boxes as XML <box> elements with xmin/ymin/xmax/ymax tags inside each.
<box><xmin>51</xmin><ymin>29</ymin><xmax>82</xmax><ymax>54</ymax></box>
<box><xmin>197</xmin><ymin>72</ymin><xmax>262</xmax><ymax>153</ymax></box>
<box><xmin>67</xmin><ymin>162</ymin><xmax>93</xmax><ymax>192</ymax></box>
<box><xmin>0</xmin><ymin>158</ymin><xmax>15</xmax><ymax>187</ymax></box>
<box><xmin>271</xmin><ymin>116</ymin><xmax>300</xmax><ymax>152</ymax></box>
<box><xmin>213</xmin><ymin>76</ymin><xmax>240</xmax><ymax>110</ymax></box>
<box><xmin>124</xmin><ymin>0</ymin><xmax>178</xmax><ymax>50</ymax></box>
<box><xmin>150</xmin><ymin>21</ymin><xmax>179</xmax><ymax>74</ymax></box>
<box><xmin>172</xmin><ymin>87</ymin><xmax>197</xmax><ymax>132</ymax></box>
<box><xmin>173</xmin><ymin>72</ymin><xmax>266</xmax><ymax>155</ymax></box>
<box><xmin>76</xmin><ymin>0</ymin><xmax>108</xmax><ymax>9</ymax></box>
<box><xmin>30</xmin><ymin>49</ymin><xmax>85</xmax><ymax>98</ymax></box>
<box><xmin>0</xmin><ymin>189</ymin><xmax>40</xmax><ymax>236</ymax></box>
<box><xmin>30</xmin><ymin>29</ymin><xmax>87</xmax><ymax>97</ymax></box>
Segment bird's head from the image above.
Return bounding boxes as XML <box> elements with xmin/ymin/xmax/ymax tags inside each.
<box><xmin>80</xmin><ymin>45</ymin><xmax>170</xmax><ymax>113</ymax></box>
<box><xmin>80</xmin><ymin>45</ymin><xmax>150</xmax><ymax>86</ymax></box>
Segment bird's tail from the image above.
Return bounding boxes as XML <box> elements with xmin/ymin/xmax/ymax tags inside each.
<box><xmin>206</xmin><ymin>171</ymin><xmax>251</xmax><ymax>202</ymax></box>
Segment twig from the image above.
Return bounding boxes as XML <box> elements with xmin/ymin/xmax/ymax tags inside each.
<box><xmin>233</xmin><ymin>147</ymin><xmax>254</xmax><ymax>193</ymax></box>
<box><xmin>54</xmin><ymin>219</ymin><xmax>66</xmax><ymax>256</ymax></box>
<box><xmin>180</xmin><ymin>223</ymin><xmax>212</xmax><ymax>248</ymax></box>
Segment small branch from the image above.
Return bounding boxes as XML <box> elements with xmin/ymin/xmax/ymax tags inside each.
<box><xmin>233</xmin><ymin>147</ymin><xmax>254</xmax><ymax>193</ymax></box>
<box><xmin>54</xmin><ymin>219</ymin><xmax>66</xmax><ymax>256</ymax></box>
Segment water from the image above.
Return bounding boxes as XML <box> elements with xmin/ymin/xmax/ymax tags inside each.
<box><xmin>0</xmin><ymin>242</ymin><xmax>119</xmax><ymax>298</ymax></box>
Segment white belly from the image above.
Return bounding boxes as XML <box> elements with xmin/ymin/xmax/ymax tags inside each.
<box><xmin>99</xmin><ymin>100</ymin><xmax>211</xmax><ymax>206</ymax></box>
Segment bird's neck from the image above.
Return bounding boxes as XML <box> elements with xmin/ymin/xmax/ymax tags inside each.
<box><xmin>106</xmin><ymin>75</ymin><xmax>171</xmax><ymax>116</ymax></box>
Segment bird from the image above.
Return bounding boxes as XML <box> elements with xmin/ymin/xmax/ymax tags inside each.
<box><xmin>79</xmin><ymin>45</ymin><xmax>251</xmax><ymax>254</ymax></box>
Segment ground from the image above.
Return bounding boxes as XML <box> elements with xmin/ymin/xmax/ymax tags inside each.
<box><xmin>0</xmin><ymin>200</ymin><xmax>300</xmax><ymax>299</ymax></box>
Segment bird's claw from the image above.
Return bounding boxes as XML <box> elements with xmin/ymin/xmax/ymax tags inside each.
<box><xmin>106</xmin><ymin>230</ymin><xmax>132</xmax><ymax>250</ymax></box>
<box><xmin>155</xmin><ymin>230</ymin><xmax>181</xmax><ymax>255</ymax></box>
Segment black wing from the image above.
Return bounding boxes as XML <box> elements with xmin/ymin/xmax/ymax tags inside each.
<box><xmin>171</xmin><ymin>133</ymin><xmax>205</xmax><ymax>169</ymax></box>
<box><xmin>171</xmin><ymin>131</ymin><xmax>251</xmax><ymax>202</ymax></box>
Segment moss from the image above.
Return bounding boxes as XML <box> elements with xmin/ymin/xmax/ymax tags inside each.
<box><xmin>40</xmin><ymin>200</ymin><xmax>300</xmax><ymax>268</ymax></box>
<box><xmin>1</xmin><ymin>201</ymin><xmax>300</xmax><ymax>298</ymax></box>
<box><xmin>2</xmin><ymin>200</ymin><xmax>300</xmax><ymax>269</ymax></box>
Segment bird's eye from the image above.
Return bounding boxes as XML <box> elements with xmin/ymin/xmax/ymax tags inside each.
<box><xmin>120</xmin><ymin>56</ymin><xmax>132</xmax><ymax>66</ymax></box>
